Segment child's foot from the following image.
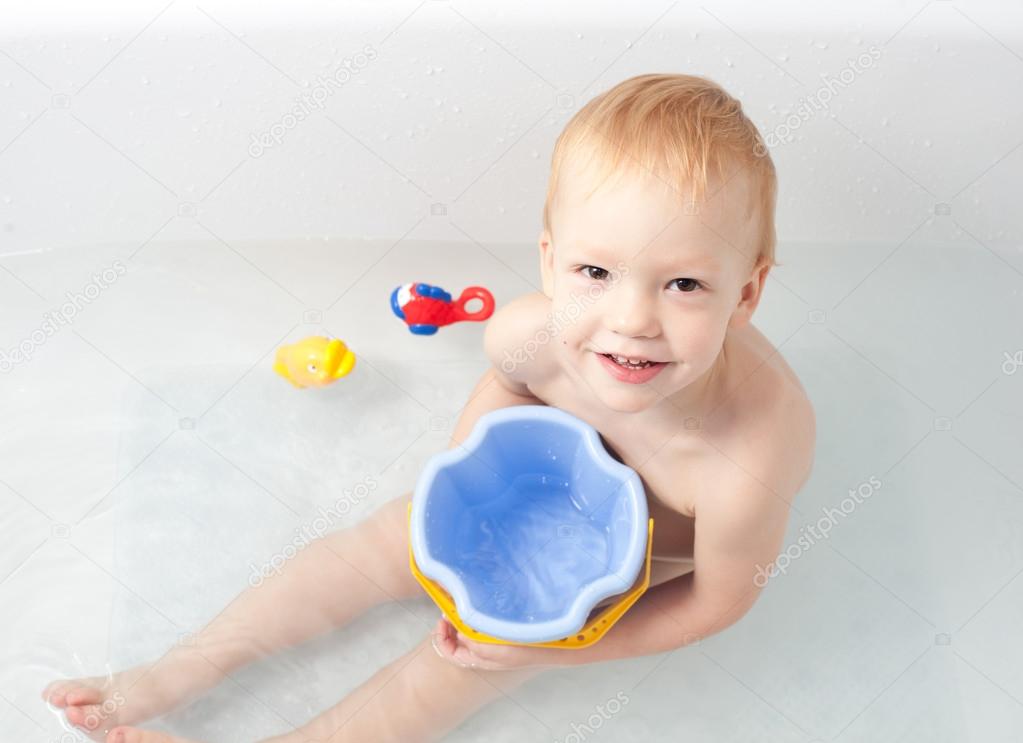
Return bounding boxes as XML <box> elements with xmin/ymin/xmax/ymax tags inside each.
<box><xmin>106</xmin><ymin>727</ymin><xmax>201</xmax><ymax>743</ymax></box>
<box><xmin>42</xmin><ymin>652</ymin><xmax>224</xmax><ymax>740</ymax></box>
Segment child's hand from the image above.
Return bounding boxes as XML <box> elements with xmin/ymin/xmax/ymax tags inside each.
<box><xmin>430</xmin><ymin>617</ymin><xmax>566</xmax><ymax>672</ymax></box>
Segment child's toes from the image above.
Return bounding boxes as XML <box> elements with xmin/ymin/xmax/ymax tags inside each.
<box><xmin>66</xmin><ymin>686</ymin><xmax>105</xmax><ymax>707</ymax></box>
<box><xmin>42</xmin><ymin>680</ymin><xmax>74</xmax><ymax>706</ymax></box>
<box><xmin>66</xmin><ymin>702</ymin><xmax>113</xmax><ymax>732</ymax></box>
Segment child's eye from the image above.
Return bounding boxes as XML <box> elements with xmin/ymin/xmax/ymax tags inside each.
<box><xmin>668</xmin><ymin>278</ymin><xmax>702</xmax><ymax>292</ymax></box>
<box><xmin>580</xmin><ymin>265</ymin><xmax>610</xmax><ymax>280</ymax></box>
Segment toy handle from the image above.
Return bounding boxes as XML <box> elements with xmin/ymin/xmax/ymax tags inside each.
<box><xmin>453</xmin><ymin>286</ymin><xmax>495</xmax><ymax>322</ymax></box>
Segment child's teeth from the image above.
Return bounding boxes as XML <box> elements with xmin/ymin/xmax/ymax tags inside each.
<box><xmin>611</xmin><ymin>354</ymin><xmax>652</xmax><ymax>368</ymax></box>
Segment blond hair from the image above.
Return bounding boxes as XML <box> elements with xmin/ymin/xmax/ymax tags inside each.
<box><xmin>542</xmin><ymin>73</ymin><xmax>779</xmax><ymax>270</ymax></box>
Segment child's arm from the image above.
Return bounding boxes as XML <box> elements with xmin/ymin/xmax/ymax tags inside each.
<box><xmin>445</xmin><ymin>365</ymin><xmax>542</xmax><ymax>447</ymax></box>
<box><xmin>560</xmin><ymin>464</ymin><xmax>795</xmax><ymax>664</ymax></box>
<box><xmin>436</xmin><ymin>462</ymin><xmax>794</xmax><ymax>669</ymax></box>
<box><xmin>442</xmin><ymin>289</ymin><xmax>554</xmax><ymax>445</ymax></box>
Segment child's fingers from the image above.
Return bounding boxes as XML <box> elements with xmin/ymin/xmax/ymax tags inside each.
<box><xmin>431</xmin><ymin>618</ymin><xmax>456</xmax><ymax>659</ymax></box>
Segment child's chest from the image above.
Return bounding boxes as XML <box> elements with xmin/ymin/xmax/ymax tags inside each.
<box><xmin>527</xmin><ymin>379</ymin><xmax>720</xmax><ymax>560</ymax></box>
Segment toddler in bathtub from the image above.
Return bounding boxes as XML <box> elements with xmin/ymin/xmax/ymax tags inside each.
<box><xmin>42</xmin><ymin>73</ymin><xmax>816</xmax><ymax>743</ymax></box>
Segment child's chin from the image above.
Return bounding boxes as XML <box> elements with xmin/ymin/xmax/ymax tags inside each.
<box><xmin>595</xmin><ymin>387</ymin><xmax>659</xmax><ymax>414</ymax></box>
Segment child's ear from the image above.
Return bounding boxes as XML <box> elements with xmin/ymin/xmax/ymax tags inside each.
<box><xmin>729</xmin><ymin>260</ymin><xmax>770</xmax><ymax>329</ymax></box>
<box><xmin>538</xmin><ymin>230</ymin><xmax>555</xmax><ymax>298</ymax></box>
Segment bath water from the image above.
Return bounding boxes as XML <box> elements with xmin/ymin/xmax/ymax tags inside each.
<box><xmin>453</xmin><ymin>472</ymin><xmax>612</xmax><ymax>621</ymax></box>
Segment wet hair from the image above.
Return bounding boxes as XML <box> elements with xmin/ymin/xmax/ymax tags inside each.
<box><xmin>542</xmin><ymin>73</ymin><xmax>779</xmax><ymax>271</ymax></box>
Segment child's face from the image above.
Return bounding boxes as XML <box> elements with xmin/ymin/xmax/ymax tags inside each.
<box><xmin>540</xmin><ymin>159</ymin><xmax>767</xmax><ymax>413</ymax></box>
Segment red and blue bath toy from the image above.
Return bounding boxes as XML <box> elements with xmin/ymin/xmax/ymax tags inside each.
<box><xmin>390</xmin><ymin>282</ymin><xmax>495</xmax><ymax>335</ymax></box>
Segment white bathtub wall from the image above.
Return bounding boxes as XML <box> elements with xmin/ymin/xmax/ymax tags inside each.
<box><xmin>0</xmin><ymin>0</ymin><xmax>1021</xmax><ymax>253</ymax></box>
<box><xmin>2</xmin><ymin>1</ymin><xmax>1023</xmax><ymax>742</ymax></box>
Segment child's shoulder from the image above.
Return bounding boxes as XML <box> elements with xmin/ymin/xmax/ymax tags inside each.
<box><xmin>708</xmin><ymin>322</ymin><xmax>816</xmax><ymax>496</ymax></box>
<box><xmin>483</xmin><ymin>290</ymin><xmax>556</xmax><ymax>389</ymax></box>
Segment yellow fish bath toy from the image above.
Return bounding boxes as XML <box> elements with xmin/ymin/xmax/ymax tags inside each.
<box><xmin>274</xmin><ymin>336</ymin><xmax>356</xmax><ymax>388</ymax></box>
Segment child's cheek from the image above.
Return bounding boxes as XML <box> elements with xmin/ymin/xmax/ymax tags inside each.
<box><xmin>556</xmin><ymin>304</ymin><xmax>595</xmax><ymax>347</ymax></box>
<box><xmin>679</xmin><ymin>318</ymin><xmax>726</xmax><ymax>360</ymax></box>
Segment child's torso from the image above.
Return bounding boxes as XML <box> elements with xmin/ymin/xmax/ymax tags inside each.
<box><xmin>523</xmin><ymin>322</ymin><xmax>807</xmax><ymax>564</ymax></box>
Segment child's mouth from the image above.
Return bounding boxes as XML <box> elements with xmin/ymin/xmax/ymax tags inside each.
<box><xmin>597</xmin><ymin>353</ymin><xmax>668</xmax><ymax>383</ymax></box>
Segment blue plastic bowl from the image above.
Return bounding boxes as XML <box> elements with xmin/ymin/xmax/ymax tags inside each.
<box><xmin>410</xmin><ymin>405</ymin><xmax>648</xmax><ymax>643</ymax></box>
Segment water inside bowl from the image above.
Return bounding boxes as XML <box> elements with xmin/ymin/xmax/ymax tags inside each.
<box><xmin>445</xmin><ymin>471</ymin><xmax>613</xmax><ymax>622</ymax></box>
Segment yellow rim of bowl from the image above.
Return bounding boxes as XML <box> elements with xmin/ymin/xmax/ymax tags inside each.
<box><xmin>407</xmin><ymin>503</ymin><xmax>654</xmax><ymax>649</ymax></box>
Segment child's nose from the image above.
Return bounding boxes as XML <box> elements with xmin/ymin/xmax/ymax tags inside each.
<box><xmin>606</xmin><ymin>287</ymin><xmax>659</xmax><ymax>338</ymax></box>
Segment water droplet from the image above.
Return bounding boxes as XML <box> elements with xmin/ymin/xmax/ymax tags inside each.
<box><xmin>778</xmin><ymin>54</ymin><xmax>789</xmax><ymax>62</ymax></box>
<box><xmin>923</xmin><ymin>139</ymin><xmax>932</xmax><ymax>148</ymax></box>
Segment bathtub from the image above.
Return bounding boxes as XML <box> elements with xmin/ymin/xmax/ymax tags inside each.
<box><xmin>2</xmin><ymin>2</ymin><xmax>1022</xmax><ymax>741</ymax></box>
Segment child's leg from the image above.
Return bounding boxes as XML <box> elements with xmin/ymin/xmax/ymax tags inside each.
<box><xmin>259</xmin><ymin>634</ymin><xmax>545</xmax><ymax>743</ymax></box>
<box><xmin>47</xmin><ymin>366</ymin><xmax>544</xmax><ymax>738</ymax></box>
<box><xmin>108</xmin><ymin>639</ymin><xmax>544</xmax><ymax>743</ymax></box>
<box><xmin>42</xmin><ymin>492</ymin><xmax>424</xmax><ymax>736</ymax></box>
